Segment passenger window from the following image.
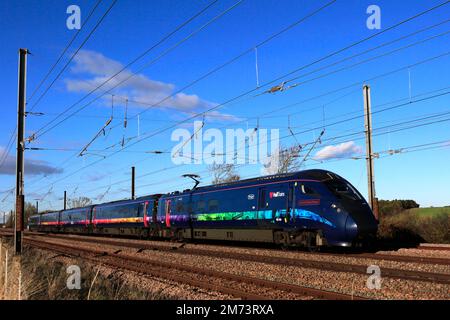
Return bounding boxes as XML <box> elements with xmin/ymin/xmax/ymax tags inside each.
<box><xmin>197</xmin><ymin>201</ymin><xmax>205</xmax><ymax>212</ymax></box>
<box><xmin>208</xmin><ymin>199</ymin><xmax>219</xmax><ymax>212</ymax></box>
<box><xmin>176</xmin><ymin>201</ymin><xmax>184</xmax><ymax>213</ymax></box>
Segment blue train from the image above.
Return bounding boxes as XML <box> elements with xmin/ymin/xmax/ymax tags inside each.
<box><xmin>28</xmin><ymin>170</ymin><xmax>378</xmax><ymax>248</ymax></box>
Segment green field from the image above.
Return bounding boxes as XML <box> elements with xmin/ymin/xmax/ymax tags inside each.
<box><xmin>379</xmin><ymin>206</ymin><xmax>449</xmax><ymax>244</ymax></box>
<box><xmin>407</xmin><ymin>207</ymin><xmax>450</xmax><ymax>217</ymax></box>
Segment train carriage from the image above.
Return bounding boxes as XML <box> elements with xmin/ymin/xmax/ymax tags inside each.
<box><xmin>60</xmin><ymin>206</ymin><xmax>93</xmax><ymax>234</ymax></box>
<box><xmin>27</xmin><ymin>170</ymin><xmax>378</xmax><ymax>248</ymax></box>
<box><xmin>28</xmin><ymin>214</ymin><xmax>41</xmax><ymax>231</ymax></box>
<box><xmin>157</xmin><ymin>170</ymin><xmax>378</xmax><ymax>247</ymax></box>
<box><xmin>91</xmin><ymin>196</ymin><xmax>159</xmax><ymax>237</ymax></box>
<box><xmin>37</xmin><ymin>211</ymin><xmax>61</xmax><ymax>233</ymax></box>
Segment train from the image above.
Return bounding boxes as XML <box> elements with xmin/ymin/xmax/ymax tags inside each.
<box><xmin>28</xmin><ymin>169</ymin><xmax>378</xmax><ymax>248</ymax></box>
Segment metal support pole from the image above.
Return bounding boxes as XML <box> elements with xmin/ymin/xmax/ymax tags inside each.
<box><xmin>14</xmin><ymin>48</ymin><xmax>28</xmax><ymax>255</ymax></box>
<box><xmin>64</xmin><ymin>191</ymin><xmax>67</xmax><ymax>210</ymax></box>
<box><xmin>36</xmin><ymin>201</ymin><xmax>38</xmax><ymax>215</ymax></box>
<box><xmin>131</xmin><ymin>166</ymin><xmax>135</xmax><ymax>200</ymax></box>
<box><xmin>363</xmin><ymin>85</ymin><xmax>378</xmax><ymax>220</ymax></box>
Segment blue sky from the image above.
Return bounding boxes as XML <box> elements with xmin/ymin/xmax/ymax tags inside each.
<box><xmin>0</xmin><ymin>0</ymin><xmax>449</xmax><ymax>215</ymax></box>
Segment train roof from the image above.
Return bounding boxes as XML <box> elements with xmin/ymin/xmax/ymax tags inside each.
<box><xmin>28</xmin><ymin>171</ymin><xmax>344</xmax><ymax>215</ymax></box>
<box><xmin>135</xmin><ymin>194</ymin><xmax>162</xmax><ymax>200</ymax></box>
<box><xmin>60</xmin><ymin>205</ymin><xmax>94</xmax><ymax>211</ymax></box>
<box><xmin>32</xmin><ymin>210</ymin><xmax>60</xmax><ymax>217</ymax></box>
<box><xmin>96</xmin><ymin>194</ymin><xmax>161</xmax><ymax>206</ymax></box>
<box><xmin>28</xmin><ymin>195</ymin><xmax>161</xmax><ymax>219</ymax></box>
<box><xmin>162</xmin><ymin>169</ymin><xmax>343</xmax><ymax>196</ymax></box>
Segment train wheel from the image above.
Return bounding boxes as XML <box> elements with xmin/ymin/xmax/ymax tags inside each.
<box><xmin>274</xmin><ymin>231</ymin><xmax>290</xmax><ymax>246</ymax></box>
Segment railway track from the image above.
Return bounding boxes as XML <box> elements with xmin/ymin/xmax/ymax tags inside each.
<box><xmin>5</xmin><ymin>229</ymin><xmax>447</xmax><ymax>265</ymax></box>
<box><xmin>1</xmin><ymin>230</ymin><xmax>449</xmax><ymax>286</ymax></box>
<box><xmin>417</xmin><ymin>244</ymin><xmax>450</xmax><ymax>252</ymax></box>
<box><xmin>24</xmin><ymin>232</ymin><xmax>450</xmax><ymax>285</ymax></box>
<box><xmin>340</xmin><ymin>252</ymin><xmax>450</xmax><ymax>265</ymax></box>
<box><xmin>23</xmin><ymin>237</ymin><xmax>364</xmax><ymax>300</ymax></box>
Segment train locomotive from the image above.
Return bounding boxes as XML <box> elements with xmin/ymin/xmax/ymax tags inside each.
<box><xmin>28</xmin><ymin>169</ymin><xmax>378</xmax><ymax>248</ymax></box>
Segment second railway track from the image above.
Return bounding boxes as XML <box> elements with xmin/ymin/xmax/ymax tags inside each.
<box><xmin>22</xmin><ymin>232</ymin><xmax>450</xmax><ymax>285</ymax></box>
<box><xmin>1</xmin><ymin>230</ymin><xmax>448</xmax><ymax>287</ymax></box>
<box><xmin>23</xmin><ymin>237</ymin><xmax>365</xmax><ymax>300</ymax></box>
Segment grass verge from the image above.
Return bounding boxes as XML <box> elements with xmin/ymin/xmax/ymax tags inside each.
<box><xmin>378</xmin><ymin>210</ymin><xmax>450</xmax><ymax>244</ymax></box>
<box><xmin>0</xmin><ymin>239</ymin><xmax>172</xmax><ymax>300</ymax></box>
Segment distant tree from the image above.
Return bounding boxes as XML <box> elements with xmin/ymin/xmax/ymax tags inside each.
<box><xmin>25</xmin><ymin>201</ymin><xmax>37</xmax><ymax>218</ymax></box>
<box><xmin>378</xmin><ymin>199</ymin><xmax>420</xmax><ymax>217</ymax></box>
<box><xmin>4</xmin><ymin>203</ymin><xmax>37</xmax><ymax>227</ymax></box>
<box><xmin>1</xmin><ymin>211</ymin><xmax>11</xmax><ymax>227</ymax></box>
<box><xmin>262</xmin><ymin>145</ymin><xmax>301</xmax><ymax>175</ymax></box>
<box><xmin>68</xmin><ymin>196</ymin><xmax>92</xmax><ymax>209</ymax></box>
<box><xmin>6</xmin><ymin>210</ymin><xmax>13</xmax><ymax>228</ymax></box>
<box><xmin>209</xmin><ymin>163</ymin><xmax>240</xmax><ymax>185</ymax></box>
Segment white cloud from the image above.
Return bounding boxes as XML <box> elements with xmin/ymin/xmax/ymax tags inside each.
<box><xmin>0</xmin><ymin>147</ymin><xmax>63</xmax><ymax>176</ymax></box>
<box><xmin>83</xmin><ymin>172</ymin><xmax>109</xmax><ymax>182</ymax></box>
<box><xmin>65</xmin><ymin>50</ymin><xmax>240</xmax><ymax>122</ymax></box>
<box><xmin>314</xmin><ymin>141</ymin><xmax>363</xmax><ymax>160</ymax></box>
<box><xmin>204</xmin><ymin>110</ymin><xmax>243</xmax><ymax>122</ymax></box>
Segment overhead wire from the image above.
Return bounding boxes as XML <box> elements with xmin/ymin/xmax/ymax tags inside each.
<box><xmin>27</xmin><ymin>0</ymin><xmax>119</xmax><ymax>112</ymax></box>
<box><xmin>21</xmin><ymin>0</ymin><xmax>223</xmax><ymax>189</ymax></box>
<box><xmin>22</xmin><ymin>1</ymin><xmax>450</xmax><ymax>208</ymax></box>
<box><xmin>27</xmin><ymin>0</ymin><xmax>104</xmax><ymax>103</ymax></box>
<box><xmin>23</xmin><ymin>0</ymin><xmax>339</xmax><ymax>191</ymax></box>
<box><xmin>26</xmin><ymin>52</ymin><xmax>450</xmax><ymax>198</ymax></box>
<box><xmin>29</xmin><ymin>0</ymin><xmax>239</xmax><ymax>139</ymax></box>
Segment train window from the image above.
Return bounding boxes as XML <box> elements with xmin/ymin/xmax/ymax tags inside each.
<box><xmin>300</xmin><ymin>184</ymin><xmax>318</xmax><ymax>195</ymax></box>
<box><xmin>197</xmin><ymin>201</ymin><xmax>205</xmax><ymax>212</ymax></box>
<box><xmin>176</xmin><ymin>201</ymin><xmax>184</xmax><ymax>213</ymax></box>
<box><xmin>99</xmin><ymin>203</ymin><xmax>140</xmax><ymax>218</ymax></box>
<box><xmin>62</xmin><ymin>209</ymin><xmax>86</xmax><ymax>223</ymax></box>
<box><xmin>208</xmin><ymin>199</ymin><xmax>219</xmax><ymax>212</ymax></box>
<box><xmin>41</xmin><ymin>212</ymin><xmax>59</xmax><ymax>222</ymax></box>
<box><xmin>324</xmin><ymin>179</ymin><xmax>362</xmax><ymax>201</ymax></box>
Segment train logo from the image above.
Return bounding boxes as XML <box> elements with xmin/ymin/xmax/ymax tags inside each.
<box><xmin>269</xmin><ymin>191</ymin><xmax>285</xmax><ymax>198</ymax></box>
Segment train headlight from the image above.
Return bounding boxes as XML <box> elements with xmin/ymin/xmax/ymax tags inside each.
<box><xmin>331</xmin><ymin>203</ymin><xmax>342</xmax><ymax>213</ymax></box>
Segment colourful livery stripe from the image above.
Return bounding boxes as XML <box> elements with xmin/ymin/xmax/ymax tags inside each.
<box><xmin>93</xmin><ymin>217</ymin><xmax>144</xmax><ymax>224</ymax></box>
<box><xmin>40</xmin><ymin>221</ymin><xmax>60</xmax><ymax>226</ymax></box>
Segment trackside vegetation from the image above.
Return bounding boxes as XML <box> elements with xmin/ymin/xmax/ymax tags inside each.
<box><xmin>377</xmin><ymin>200</ymin><xmax>450</xmax><ymax>244</ymax></box>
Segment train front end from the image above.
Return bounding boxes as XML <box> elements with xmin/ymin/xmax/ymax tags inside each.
<box><xmin>319</xmin><ymin>172</ymin><xmax>378</xmax><ymax>247</ymax></box>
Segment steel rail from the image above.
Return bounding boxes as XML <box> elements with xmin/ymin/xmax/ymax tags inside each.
<box><xmin>23</xmin><ymin>237</ymin><xmax>366</xmax><ymax>300</ymax></box>
<box><xmin>25</xmin><ymin>232</ymin><xmax>450</xmax><ymax>285</ymax></box>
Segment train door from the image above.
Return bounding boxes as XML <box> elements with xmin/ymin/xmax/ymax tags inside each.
<box><xmin>287</xmin><ymin>183</ymin><xmax>295</xmax><ymax>223</ymax></box>
<box><xmin>257</xmin><ymin>188</ymin><xmax>269</xmax><ymax>223</ymax></box>
<box><xmin>152</xmin><ymin>199</ymin><xmax>158</xmax><ymax>225</ymax></box>
<box><xmin>188</xmin><ymin>193</ymin><xmax>194</xmax><ymax>240</ymax></box>
<box><xmin>165</xmin><ymin>199</ymin><xmax>171</xmax><ymax>228</ymax></box>
<box><xmin>87</xmin><ymin>207</ymin><xmax>93</xmax><ymax>234</ymax></box>
<box><xmin>143</xmin><ymin>201</ymin><xmax>149</xmax><ymax>228</ymax></box>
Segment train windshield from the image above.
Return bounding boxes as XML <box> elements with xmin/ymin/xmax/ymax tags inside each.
<box><xmin>324</xmin><ymin>179</ymin><xmax>362</xmax><ymax>201</ymax></box>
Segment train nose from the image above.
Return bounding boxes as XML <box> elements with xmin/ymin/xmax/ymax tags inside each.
<box><xmin>345</xmin><ymin>215</ymin><xmax>358</xmax><ymax>240</ymax></box>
